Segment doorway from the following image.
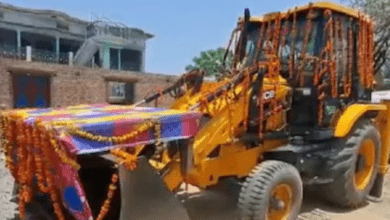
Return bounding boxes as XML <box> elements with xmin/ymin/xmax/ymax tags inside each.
<box><xmin>13</xmin><ymin>74</ymin><xmax>51</xmax><ymax>108</ymax></box>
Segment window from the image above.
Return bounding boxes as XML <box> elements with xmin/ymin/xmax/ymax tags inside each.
<box><xmin>13</xmin><ymin>75</ymin><xmax>51</xmax><ymax>108</ymax></box>
<box><xmin>121</xmin><ymin>49</ymin><xmax>142</xmax><ymax>71</ymax></box>
<box><xmin>240</xmin><ymin>14</ymin><xmax>320</xmax><ymax>68</ymax></box>
<box><xmin>108</xmin><ymin>81</ymin><xmax>135</xmax><ymax>104</ymax></box>
<box><xmin>110</xmin><ymin>48</ymin><xmax>119</xmax><ymax>70</ymax></box>
<box><xmin>0</xmin><ymin>11</ymin><xmax>4</xmax><ymax>19</ymax></box>
<box><xmin>110</xmin><ymin>82</ymin><xmax>125</xmax><ymax>99</ymax></box>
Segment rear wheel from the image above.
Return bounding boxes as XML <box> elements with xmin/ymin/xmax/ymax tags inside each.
<box><xmin>323</xmin><ymin>119</ymin><xmax>380</xmax><ymax>207</ymax></box>
<box><xmin>238</xmin><ymin>160</ymin><xmax>303</xmax><ymax>220</ymax></box>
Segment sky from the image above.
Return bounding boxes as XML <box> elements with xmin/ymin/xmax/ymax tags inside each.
<box><xmin>4</xmin><ymin>0</ymin><xmax>316</xmax><ymax>75</ymax></box>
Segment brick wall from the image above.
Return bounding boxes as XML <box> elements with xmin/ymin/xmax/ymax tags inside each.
<box><xmin>0</xmin><ymin>58</ymin><xmax>178</xmax><ymax>109</ymax></box>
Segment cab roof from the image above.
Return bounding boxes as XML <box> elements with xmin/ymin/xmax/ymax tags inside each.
<box><xmin>238</xmin><ymin>1</ymin><xmax>364</xmax><ymax>23</ymax></box>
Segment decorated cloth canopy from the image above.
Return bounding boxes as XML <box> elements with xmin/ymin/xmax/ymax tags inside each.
<box><xmin>0</xmin><ymin>103</ymin><xmax>202</xmax><ymax>220</ymax></box>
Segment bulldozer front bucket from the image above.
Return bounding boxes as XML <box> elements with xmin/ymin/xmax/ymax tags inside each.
<box><xmin>118</xmin><ymin>156</ymin><xmax>190</xmax><ymax>220</ymax></box>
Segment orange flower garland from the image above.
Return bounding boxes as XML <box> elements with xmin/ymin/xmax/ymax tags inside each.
<box><xmin>153</xmin><ymin>120</ymin><xmax>163</xmax><ymax>159</ymax></box>
<box><xmin>32</xmin><ymin>124</ymin><xmax>50</xmax><ymax>194</ymax></box>
<box><xmin>96</xmin><ymin>172</ymin><xmax>119</xmax><ymax>220</ymax></box>
<box><xmin>24</xmin><ymin>125</ymin><xmax>35</xmax><ymax>202</ymax></box>
<box><xmin>111</xmin><ymin>149</ymin><xmax>138</xmax><ymax>171</ymax></box>
<box><xmin>16</xmin><ymin>119</ymin><xmax>26</xmax><ymax>183</ymax></box>
<box><xmin>67</xmin><ymin>119</ymin><xmax>161</xmax><ymax>220</ymax></box>
<box><xmin>25</xmin><ymin>125</ymin><xmax>35</xmax><ymax>190</ymax></box>
<box><xmin>67</xmin><ymin>120</ymin><xmax>155</xmax><ymax>144</ymax></box>
<box><xmin>39</xmin><ymin>127</ymin><xmax>65</xmax><ymax>220</ymax></box>
<box><xmin>2</xmin><ymin>112</ymin><xmax>163</xmax><ymax>220</ymax></box>
<box><xmin>16</xmin><ymin>119</ymin><xmax>28</xmax><ymax>219</ymax></box>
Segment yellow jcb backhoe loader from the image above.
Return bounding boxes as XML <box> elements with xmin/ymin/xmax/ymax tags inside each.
<box><xmin>123</xmin><ymin>2</ymin><xmax>390</xmax><ymax>219</ymax></box>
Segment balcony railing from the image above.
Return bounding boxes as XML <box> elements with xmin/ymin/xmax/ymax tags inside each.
<box><xmin>85</xmin><ymin>24</ymin><xmax>144</xmax><ymax>40</ymax></box>
<box><xmin>0</xmin><ymin>43</ymin><xmax>75</xmax><ymax>66</ymax></box>
<box><xmin>31</xmin><ymin>48</ymin><xmax>57</xmax><ymax>63</ymax></box>
<box><xmin>0</xmin><ymin>44</ymin><xmax>17</xmax><ymax>59</ymax></box>
<box><xmin>0</xmin><ymin>43</ymin><xmax>142</xmax><ymax>73</ymax></box>
<box><xmin>121</xmin><ymin>62</ymin><xmax>141</xmax><ymax>72</ymax></box>
<box><xmin>59</xmin><ymin>52</ymin><xmax>70</xmax><ymax>64</ymax></box>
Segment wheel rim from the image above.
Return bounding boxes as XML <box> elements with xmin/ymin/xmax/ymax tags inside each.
<box><xmin>354</xmin><ymin>138</ymin><xmax>376</xmax><ymax>191</ymax></box>
<box><xmin>267</xmin><ymin>183</ymin><xmax>293</xmax><ymax>220</ymax></box>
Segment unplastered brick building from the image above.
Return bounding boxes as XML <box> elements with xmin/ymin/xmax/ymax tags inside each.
<box><xmin>0</xmin><ymin>3</ymin><xmax>177</xmax><ymax>109</ymax></box>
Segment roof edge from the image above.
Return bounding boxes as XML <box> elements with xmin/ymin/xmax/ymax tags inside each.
<box><xmin>239</xmin><ymin>1</ymin><xmax>363</xmax><ymax>23</ymax></box>
<box><xmin>0</xmin><ymin>2</ymin><xmax>89</xmax><ymax>24</ymax></box>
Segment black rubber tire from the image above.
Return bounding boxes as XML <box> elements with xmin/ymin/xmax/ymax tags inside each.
<box><xmin>323</xmin><ymin>119</ymin><xmax>380</xmax><ymax>207</ymax></box>
<box><xmin>237</xmin><ymin>160</ymin><xmax>303</xmax><ymax>220</ymax></box>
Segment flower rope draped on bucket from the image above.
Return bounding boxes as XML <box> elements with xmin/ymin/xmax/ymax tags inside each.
<box><xmin>0</xmin><ymin>104</ymin><xmax>202</xmax><ymax>220</ymax></box>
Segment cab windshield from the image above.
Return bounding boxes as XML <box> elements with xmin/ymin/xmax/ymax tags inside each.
<box><xmin>239</xmin><ymin>14</ymin><xmax>322</xmax><ymax>68</ymax></box>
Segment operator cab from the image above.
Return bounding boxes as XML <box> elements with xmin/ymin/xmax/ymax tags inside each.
<box><xmin>231</xmin><ymin>4</ymin><xmax>374</xmax><ymax>141</ymax></box>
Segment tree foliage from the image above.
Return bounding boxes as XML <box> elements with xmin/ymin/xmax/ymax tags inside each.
<box><xmin>342</xmin><ymin>0</ymin><xmax>390</xmax><ymax>81</ymax></box>
<box><xmin>185</xmin><ymin>47</ymin><xmax>233</xmax><ymax>76</ymax></box>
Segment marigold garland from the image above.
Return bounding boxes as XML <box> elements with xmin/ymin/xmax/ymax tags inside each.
<box><xmin>5</xmin><ymin>117</ymin><xmax>68</xmax><ymax>220</ymax></box>
<box><xmin>2</xmin><ymin>113</ymin><xmax>164</xmax><ymax>220</ymax></box>
<box><xmin>40</xmin><ymin>127</ymin><xmax>65</xmax><ymax>220</ymax></box>
<box><xmin>33</xmin><ymin>124</ymin><xmax>50</xmax><ymax>193</ymax></box>
<box><xmin>96</xmin><ymin>172</ymin><xmax>119</xmax><ymax>220</ymax></box>
<box><xmin>67</xmin><ymin>120</ymin><xmax>155</xmax><ymax>144</ymax></box>
<box><xmin>111</xmin><ymin>149</ymin><xmax>138</xmax><ymax>171</ymax></box>
<box><xmin>25</xmin><ymin>126</ymin><xmax>35</xmax><ymax>191</ymax></box>
<box><xmin>153</xmin><ymin>120</ymin><xmax>163</xmax><ymax>159</ymax></box>
<box><xmin>16</xmin><ymin>119</ymin><xmax>26</xmax><ymax>182</ymax></box>
<box><xmin>16</xmin><ymin>119</ymin><xmax>28</xmax><ymax>219</ymax></box>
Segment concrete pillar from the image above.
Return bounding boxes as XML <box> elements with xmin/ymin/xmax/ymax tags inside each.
<box><xmin>101</xmin><ymin>44</ymin><xmax>110</xmax><ymax>69</ymax></box>
<box><xmin>16</xmin><ymin>30</ymin><xmax>21</xmax><ymax>57</ymax></box>
<box><xmin>26</xmin><ymin>46</ymin><xmax>32</xmax><ymax>62</ymax></box>
<box><xmin>118</xmin><ymin>49</ymin><xmax>121</xmax><ymax>70</ymax></box>
<box><xmin>99</xmin><ymin>47</ymin><xmax>103</xmax><ymax>67</ymax></box>
<box><xmin>56</xmin><ymin>36</ymin><xmax>60</xmax><ymax>62</ymax></box>
<box><xmin>141</xmin><ymin>48</ymin><xmax>146</xmax><ymax>72</ymax></box>
<box><xmin>69</xmin><ymin>52</ymin><xmax>73</xmax><ymax>66</ymax></box>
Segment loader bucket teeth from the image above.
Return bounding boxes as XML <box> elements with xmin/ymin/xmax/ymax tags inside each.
<box><xmin>118</xmin><ymin>156</ymin><xmax>190</xmax><ymax>220</ymax></box>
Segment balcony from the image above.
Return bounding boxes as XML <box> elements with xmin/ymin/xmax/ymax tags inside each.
<box><xmin>0</xmin><ymin>44</ymin><xmax>17</xmax><ymax>59</ymax></box>
<box><xmin>0</xmin><ymin>43</ymin><xmax>75</xmax><ymax>66</ymax></box>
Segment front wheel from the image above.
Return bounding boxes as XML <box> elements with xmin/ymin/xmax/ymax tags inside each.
<box><xmin>238</xmin><ymin>160</ymin><xmax>303</xmax><ymax>220</ymax></box>
<box><xmin>323</xmin><ymin>119</ymin><xmax>380</xmax><ymax>207</ymax></box>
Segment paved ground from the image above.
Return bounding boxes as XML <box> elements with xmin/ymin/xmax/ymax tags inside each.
<box><xmin>181</xmin><ymin>173</ymin><xmax>390</xmax><ymax>220</ymax></box>
<box><xmin>1</xmin><ymin>156</ymin><xmax>390</xmax><ymax>220</ymax></box>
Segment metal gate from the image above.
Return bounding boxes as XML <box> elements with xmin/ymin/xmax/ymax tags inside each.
<box><xmin>13</xmin><ymin>74</ymin><xmax>50</xmax><ymax>108</ymax></box>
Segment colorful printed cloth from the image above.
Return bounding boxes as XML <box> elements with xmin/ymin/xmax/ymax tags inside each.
<box><xmin>2</xmin><ymin>103</ymin><xmax>202</xmax><ymax>220</ymax></box>
<box><xmin>12</xmin><ymin>103</ymin><xmax>202</xmax><ymax>154</ymax></box>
